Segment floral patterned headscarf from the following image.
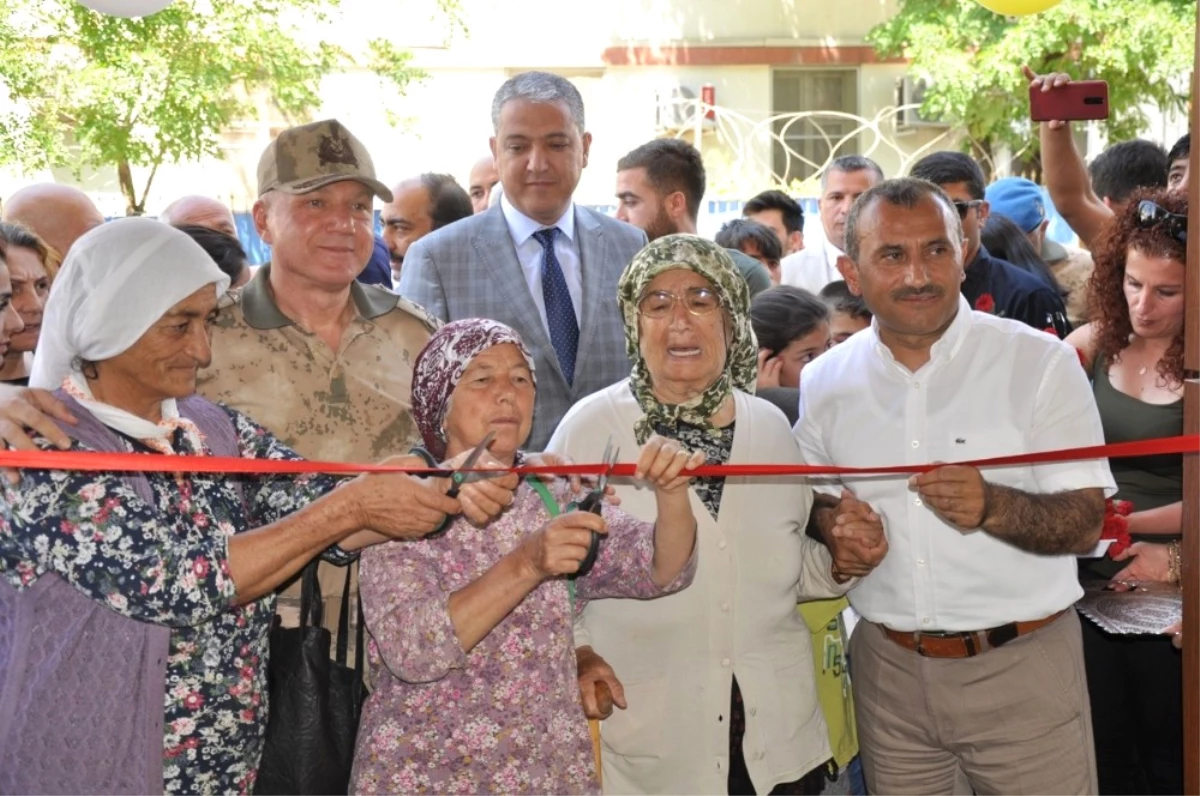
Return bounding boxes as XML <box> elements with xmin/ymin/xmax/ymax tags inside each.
<box><xmin>411</xmin><ymin>319</ymin><xmax>537</xmax><ymax>459</ymax></box>
<box><xmin>617</xmin><ymin>234</ymin><xmax>758</xmax><ymax>444</ymax></box>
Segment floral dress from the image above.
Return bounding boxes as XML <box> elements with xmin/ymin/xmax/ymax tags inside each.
<box><xmin>350</xmin><ymin>477</ymin><xmax>697</xmax><ymax>795</ymax></box>
<box><xmin>0</xmin><ymin>407</ymin><xmax>344</xmax><ymax>795</ymax></box>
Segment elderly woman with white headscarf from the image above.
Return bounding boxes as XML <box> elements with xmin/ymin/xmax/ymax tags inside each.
<box><xmin>0</xmin><ymin>218</ymin><xmax>464</xmax><ymax>795</ymax></box>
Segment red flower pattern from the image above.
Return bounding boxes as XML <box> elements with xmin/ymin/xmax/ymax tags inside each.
<box><xmin>974</xmin><ymin>293</ymin><xmax>995</xmax><ymax>313</ymax></box>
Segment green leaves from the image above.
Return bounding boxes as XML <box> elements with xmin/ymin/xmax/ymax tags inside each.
<box><xmin>0</xmin><ymin>0</ymin><xmax>440</xmax><ymax>213</ymax></box>
<box><xmin>868</xmin><ymin>0</ymin><xmax>1195</xmax><ymax>172</ymax></box>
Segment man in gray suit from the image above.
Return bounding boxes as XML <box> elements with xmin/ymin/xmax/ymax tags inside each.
<box><xmin>399</xmin><ymin>71</ymin><xmax>647</xmax><ymax>448</ymax></box>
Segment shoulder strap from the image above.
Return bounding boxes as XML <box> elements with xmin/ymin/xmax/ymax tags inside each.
<box><xmin>526</xmin><ymin>476</ymin><xmax>560</xmax><ymax>518</ymax></box>
<box><xmin>52</xmin><ymin>390</ymin><xmax>155</xmax><ymax>505</ymax></box>
<box><xmin>177</xmin><ymin>397</ymin><xmax>239</xmax><ymax>458</ymax></box>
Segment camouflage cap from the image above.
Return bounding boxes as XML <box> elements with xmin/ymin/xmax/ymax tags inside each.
<box><xmin>256</xmin><ymin>119</ymin><xmax>392</xmax><ymax>201</ymax></box>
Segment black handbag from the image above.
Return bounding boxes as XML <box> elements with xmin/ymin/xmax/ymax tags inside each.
<box><xmin>255</xmin><ymin>561</ymin><xmax>365</xmax><ymax>795</ymax></box>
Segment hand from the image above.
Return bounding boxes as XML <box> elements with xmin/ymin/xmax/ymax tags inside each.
<box><xmin>634</xmin><ymin>434</ymin><xmax>705</xmax><ymax>495</ymax></box>
<box><xmin>519</xmin><ymin>510</ymin><xmax>608</xmax><ymax>581</ymax></box>
<box><xmin>523</xmin><ymin>450</ymin><xmax>622</xmax><ymax>506</ymax></box>
<box><xmin>0</xmin><ymin>387</ymin><xmax>76</xmax><ymax>484</ymax></box>
<box><xmin>1164</xmin><ymin>620</ymin><xmax>1182</xmax><ymax>649</ymax></box>
<box><xmin>438</xmin><ymin>448</ymin><xmax>519</xmax><ymax>528</ymax></box>
<box><xmin>756</xmin><ymin>349</ymin><xmax>783</xmax><ymax>390</ymax></box>
<box><xmin>1109</xmin><ymin>541</ymin><xmax>1171</xmax><ymax>588</ymax></box>
<box><xmin>909</xmin><ymin>465</ymin><xmax>989</xmax><ymax>530</ymax></box>
<box><xmin>1022</xmin><ymin>65</ymin><xmax>1073</xmax><ymax>129</ymax></box>
<box><xmin>577</xmin><ymin>645</ymin><xmax>626</xmax><ymax>719</ymax></box>
<box><xmin>347</xmin><ymin>455</ymin><xmax>463</xmax><ymax>540</ymax></box>
<box><xmin>828</xmin><ymin>488</ymin><xmax>887</xmax><ymax>578</ymax></box>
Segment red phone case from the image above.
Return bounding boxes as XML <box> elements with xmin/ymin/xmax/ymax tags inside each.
<box><xmin>1029</xmin><ymin>80</ymin><xmax>1110</xmax><ymax>122</ymax></box>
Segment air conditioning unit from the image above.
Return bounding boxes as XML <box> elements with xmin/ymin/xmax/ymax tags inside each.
<box><xmin>894</xmin><ymin>77</ymin><xmax>948</xmax><ymax>131</ymax></box>
<box><xmin>655</xmin><ymin>86</ymin><xmax>699</xmax><ymax>131</ymax></box>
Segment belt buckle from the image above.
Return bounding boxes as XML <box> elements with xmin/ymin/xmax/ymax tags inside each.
<box><xmin>919</xmin><ymin>629</ymin><xmax>963</xmax><ymax>639</ymax></box>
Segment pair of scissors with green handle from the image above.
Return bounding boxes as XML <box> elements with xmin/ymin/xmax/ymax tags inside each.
<box><xmin>566</xmin><ymin>437</ymin><xmax>619</xmax><ymax>578</ymax></box>
<box><xmin>424</xmin><ymin>431</ymin><xmax>507</xmax><ymax>537</ymax></box>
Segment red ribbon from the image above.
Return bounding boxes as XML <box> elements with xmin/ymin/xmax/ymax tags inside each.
<box><xmin>1</xmin><ymin>434</ymin><xmax>1196</xmax><ymax>478</ymax></box>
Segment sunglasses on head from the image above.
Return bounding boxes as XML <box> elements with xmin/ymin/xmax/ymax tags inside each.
<box><xmin>1135</xmin><ymin>200</ymin><xmax>1188</xmax><ymax>244</ymax></box>
<box><xmin>952</xmin><ymin>199</ymin><xmax>983</xmax><ymax>219</ymax></box>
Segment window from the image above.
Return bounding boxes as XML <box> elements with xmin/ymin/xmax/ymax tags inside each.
<box><xmin>772</xmin><ymin>69</ymin><xmax>859</xmax><ymax>183</ymax></box>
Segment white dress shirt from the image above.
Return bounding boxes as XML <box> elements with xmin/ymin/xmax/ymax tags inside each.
<box><xmin>780</xmin><ymin>237</ymin><xmax>843</xmax><ymax>295</ymax></box>
<box><xmin>499</xmin><ymin>195</ymin><xmax>583</xmax><ymax>334</ymax></box>
<box><xmin>794</xmin><ymin>295</ymin><xmax>1115</xmax><ymax>632</ymax></box>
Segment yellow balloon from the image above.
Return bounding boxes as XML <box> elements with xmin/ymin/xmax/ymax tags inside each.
<box><xmin>974</xmin><ymin>0</ymin><xmax>1062</xmax><ymax>14</ymax></box>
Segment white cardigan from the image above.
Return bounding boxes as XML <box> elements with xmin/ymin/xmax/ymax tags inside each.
<box><xmin>548</xmin><ymin>381</ymin><xmax>850</xmax><ymax>795</ymax></box>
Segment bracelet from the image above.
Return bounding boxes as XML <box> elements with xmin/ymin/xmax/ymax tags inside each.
<box><xmin>1167</xmin><ymin>540</ymin><xmax>1182</xmax><ymax>585</ymax></box>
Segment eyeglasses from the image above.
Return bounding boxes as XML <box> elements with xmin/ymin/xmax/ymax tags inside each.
<box><xmin>952</xmin><ymin>199</ymin><xmax>983</xmax><ymax>219</ymax></box>
<box><xmin>1135</xmin><ymin>200</ymin><xmax>1188</xmax><ymax>244</ymax></box>
<box><xmin>637</xmin><ymin>287</ymin><xmax>722</xmax><ymax>318</ymax></box>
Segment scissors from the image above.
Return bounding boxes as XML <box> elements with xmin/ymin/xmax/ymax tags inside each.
<box><xmin>424</xmin><ymin>431</ymin><xmax>503</xmax><ymax>538</ymax></box>
<box><xmin>567</xmin><ymin>436</ymin><xmax>619</xmax><ymax>578</ymax></box>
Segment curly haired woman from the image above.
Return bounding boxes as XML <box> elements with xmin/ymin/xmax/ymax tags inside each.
<box><xmin>1065</xmin><ymin>188</ymin><xmax>1186</xmax><ymax>796</ymax></box>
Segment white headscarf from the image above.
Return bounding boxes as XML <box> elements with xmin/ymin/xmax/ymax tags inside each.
<box><xmin>30</xmin><ymin>217</ymin><xmax>231</xmax><ymax>448</ymax></box>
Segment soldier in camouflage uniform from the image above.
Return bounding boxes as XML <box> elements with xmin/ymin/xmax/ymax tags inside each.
<box><xmin>198</xmin><ymin>119</ymin><xmax>522</xmax><ymax>640</ymax></box>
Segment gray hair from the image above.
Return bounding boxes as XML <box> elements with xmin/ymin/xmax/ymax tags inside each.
<box><xmin>821</xmin><ymin>155</ymin><xmax>885</xmax><ymax>190</ymax></box>
<box><xmin>843</xmin><ymin>177</ymin><xmax>962</xmax><ymax>264</ymax></box>
<box><xmin>491</xmin><ymin>71</ymin><xmax>586</xmax><ymax>134</ymax></box>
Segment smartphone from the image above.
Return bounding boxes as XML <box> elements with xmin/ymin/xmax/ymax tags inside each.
<box><xmin>1029</xmin><ymin>80</ymin><xmax>1109</xmax><ymax>122</ymax></box>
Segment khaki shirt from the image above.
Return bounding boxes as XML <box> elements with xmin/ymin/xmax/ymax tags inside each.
<box><xmin>197</xmin><ymin>265</ymin><xmax>438</xmax><ymax>644</ymax></box>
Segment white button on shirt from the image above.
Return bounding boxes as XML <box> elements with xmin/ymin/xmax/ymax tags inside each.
<box><xmin>499</xmin><ymin>195</ymin><xmax>583</xmax><ymax>334</ymax></box>
<box><xmin>795</xmin><ymin>295</ymin><xmax>1116</xmax><ymax>632</ymax></box>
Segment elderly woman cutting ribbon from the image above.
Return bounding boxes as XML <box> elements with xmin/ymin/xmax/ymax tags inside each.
<box><xmin>0</xmin><ymin>219</ymin><xmax>495</xmax><ymax>795</ymax></box>
<box><xmin>350</xmin><ymin>318</ymin><xmax>705</xmax><ymax>795</ymax></box>
<box><xmin>552</xmin><ymin>235</ymin><xmax>885</xmax><ymax>795</ymax></box>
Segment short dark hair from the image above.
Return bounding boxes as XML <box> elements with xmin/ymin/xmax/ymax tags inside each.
<box><xmin>714</xmin><ymin>218</ymin><xmax>782</xmax><ymax>261</ymax></box>
<box><xmin>822</xmin><ymin>155</ymin><xmax>884</xmax><ymax>189</ymax></box>
<box><xmin>843</xmin><ymin>177</ymin><xmax>962</xmax><ymax>264</ymax></box>
<box><xmin>1168</xmin><ymin>132</ymin><xmax>1190</xmax><ymax>165</ymax></box>
<box><xmin>908</xmin><ymin>151</ymin><xmax>985</xmax><ymax>200</ymax></box>
<box><xmin>750</xmin><ymin>286</ymin><xmax>831</xmax><ymax>355</ymax></box>
<box><xmin>1087</xmin><ymin>139</ymin><xmax>1167</xmax><ymax>202</ymax></box>
<box><xmin>420</xmin><ymin>173</ymin><xmax>474</xmax><ymax>230</ymax></box>
<box><xmin>818</xmin><ymin>280</ymin><xmax>871</xmax><ymax>321</ymax></box>
<box><xmin>175</xmin><ymin>224</ymin><xmax>247</xmax><ymax>284</ymax></box>
<box><xmin>742</xmin><ymin>189</ymin><xmax>803</xmax><ymax>234</ymax></box>
<box><xmin>617</xmin><ymin>139</ymin><xmax>706</xmax><ymax>220</ymax></box>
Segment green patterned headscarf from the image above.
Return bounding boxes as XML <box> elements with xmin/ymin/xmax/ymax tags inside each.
<box><xmin>617</xmin><ymin>234</ymin><xmax>758</xmax><ymax>444</ymax></box>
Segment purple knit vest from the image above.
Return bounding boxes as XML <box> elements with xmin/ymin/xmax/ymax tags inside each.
<box><xmin>0</xmin><ymin>392</ymin><xmax>240</xmax><ymax>795</ymax></box>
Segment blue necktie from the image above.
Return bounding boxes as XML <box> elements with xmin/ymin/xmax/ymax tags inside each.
<box><xmin>533</xmin><ymin>227</ymin><xmax>578</xmax><ymax>385</ymax></box>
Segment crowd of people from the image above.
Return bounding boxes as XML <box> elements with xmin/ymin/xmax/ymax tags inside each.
<box><xmin>0</xmin><ymin>64</ymin><xmax>1188</xmax><ymax>796</ymax></box>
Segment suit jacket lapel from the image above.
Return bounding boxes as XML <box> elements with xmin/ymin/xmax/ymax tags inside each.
<box><xmin>573</xmin><ymin>207</ymin><xmax>610</xmax><ymax>394</ymax></box>
<box><xmin>470</xmin><ymin>204</ymin><xmax>557</xmax><ymax>359</ymax></box>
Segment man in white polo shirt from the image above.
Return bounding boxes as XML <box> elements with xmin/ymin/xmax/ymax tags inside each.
<box><xmin>795</xmin><ymin>177</ymin><xmax>1114</xmax><ymax>795</ymax></box>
